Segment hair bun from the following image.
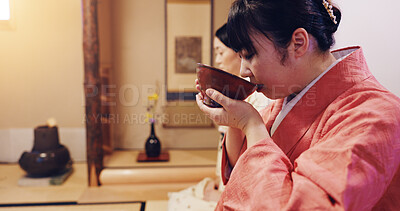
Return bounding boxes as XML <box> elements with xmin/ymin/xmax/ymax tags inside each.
<box><xmin>330</xmin><ymin>6</ymin><xmax>341</xmax><ymax>32</ymax></box>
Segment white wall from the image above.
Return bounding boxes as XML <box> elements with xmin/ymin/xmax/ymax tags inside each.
<box><xmin>0</xmin><ymin>0</ymin><xmax>84</xmax><ymax>128</ymax></box>
<box><xmin>111</xmin><ymin>0</ymin><xmax>220</xmax><ymax>149</ymax></box>
<box><xmin>333</xmin><ymin>0</ymin><xmax>400</xmax><ymax>97</ymax></box>
<box><xmin>0</xmin><ymin>0</ymin><xmax>86</xmax><ymax>163</ymax></box>
<box><xmin>0</xmin><ymin>128</ymin><xmax>86</xmax><ymax>163</ymax></box>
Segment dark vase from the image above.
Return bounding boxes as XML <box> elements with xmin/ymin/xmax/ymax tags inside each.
<box><xmin>145</xmin><ymin>121</ymin><xmax>161</xmax><ymax>157</ymax></box>
<box><xmin>18</xmin><ymin>126</ymin><xmax>72</xmax><ymax>177</ymax></box>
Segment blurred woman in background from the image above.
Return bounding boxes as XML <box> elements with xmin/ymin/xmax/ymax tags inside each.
<box><xmin>168</xmin><ymin>23</ymin><xmax>271</xmax><ymax>211</ymax></box>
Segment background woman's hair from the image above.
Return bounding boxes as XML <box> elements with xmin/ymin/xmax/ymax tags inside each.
<box><xmin>227</xmin><ymin>0</ymin><xmax>341</xmax><ymax>63</ymax></box>
<box><xmin>215</xmin><ymin>23</ymin><xmax>232</xmax><ymax>48</ymax></box>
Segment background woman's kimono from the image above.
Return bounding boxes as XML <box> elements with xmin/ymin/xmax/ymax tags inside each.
<box><xmin>217</xmin><ymin>47</ymin><xmax>400</xmax><ymax>210</ymax></box>
<box><xmin>167</xmin><ymin>92</ymin><xmax>270</xmax><ymax>211</ymax></box>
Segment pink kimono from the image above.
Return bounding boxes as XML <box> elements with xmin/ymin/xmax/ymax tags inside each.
<box><xmin>217</xmin><ymin>47</ymin><xmax>400</xmax><ymax>210</ymax></box>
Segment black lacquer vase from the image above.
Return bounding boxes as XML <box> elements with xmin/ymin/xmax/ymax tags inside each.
<box><xmin>18</xmin><ymin>126</ymin><xmax>72</xmax><ymax>177</ymax></box>
<box><xmin>145</xmin><ymin>121</ymin><xmax>161</xmax><ymax>157</ymax></box>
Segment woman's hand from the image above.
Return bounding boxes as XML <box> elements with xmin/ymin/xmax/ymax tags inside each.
<box><xmin>195</xmin><ymin>79</ymin><xmax>260</xmax><ymax>130</ymax></box>
<box><xmin>196</xmin><ymin>79</ymin><xmax>270</xmax><ymax>164</ymax></box>
<box><xmin>195</xmin><ymin>89</ymin><xmax>256</xmax><ymax>131</ymax></box>
<box><xmin>195</xmin><ymin>83</ymin><xmax>269</xmax><ymax>148</ymax></box>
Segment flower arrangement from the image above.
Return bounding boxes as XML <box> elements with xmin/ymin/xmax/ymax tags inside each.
<box><xmin>146</xmin><ymin>93</ymin><xmax>159</xmax><ymax>124</ymax></box>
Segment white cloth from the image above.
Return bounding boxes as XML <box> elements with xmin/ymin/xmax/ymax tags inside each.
<box><xmin>168</xmin><ymin>178</ymin><xmax>217</xmax><ymax>211</ymax></box>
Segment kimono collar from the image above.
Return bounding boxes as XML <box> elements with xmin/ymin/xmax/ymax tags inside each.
<box><xmin>267</xmin><ymin>46</ymin><xmax>371</xmax><ymax>155</ymax></box>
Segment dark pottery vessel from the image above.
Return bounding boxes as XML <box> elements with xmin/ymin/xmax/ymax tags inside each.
<box><xmin>196</xmin><ymin>63</ymin><xmax>260</xmax><ymax>107</ymax></box>
<box><xmin>145</xmin><ymin>122</ymin><xmax>161</xmax><ymax>157</ymax></box>
<box><xmin>18</xmin><ymin>126</ymin><xmax>72</xmax><ymax>177</ymax></box>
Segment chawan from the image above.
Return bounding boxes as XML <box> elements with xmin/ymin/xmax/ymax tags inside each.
<box><xmin>196</xmin><ymin>63</ymin><xmax>261</xmax><ymax>107</ymax></box>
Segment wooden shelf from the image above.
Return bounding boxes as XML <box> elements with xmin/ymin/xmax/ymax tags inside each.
<box><xmin>103</xmin><ymin>149</ymin><xmax>217</xmax><ymax>168</ymax></box>
<box><xmin>101</xmin><ymin>149</ymin><xmax>217</xmax><ymax>185</ymax></box>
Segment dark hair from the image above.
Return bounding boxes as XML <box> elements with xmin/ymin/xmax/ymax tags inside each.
<box><xmin>227</xmin><ymin>0</ymin><xmax>341</xmax><ymax>63</ymax></box>
<box><xmin>215</xmin><ymin>23</ymin><xmax>231</xmax><ymax>48</ymax></box>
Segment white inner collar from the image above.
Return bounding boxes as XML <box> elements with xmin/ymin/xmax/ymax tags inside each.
<box><xmin>270</xmin><ymin>48</ymin><xmax>356</xmax><ymax>136</ymax></box>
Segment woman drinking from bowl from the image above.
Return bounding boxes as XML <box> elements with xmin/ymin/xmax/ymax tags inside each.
<box><xmin>206</xmin><ymin>23</ymin><xmax>271</xmax><ymax>200</ymax></box>
<box><xmin>196</xmin><ymin>0</ymin><xmax>400</xmax><ymax>210</ymax></box>
<box><xmin>168</xmin><ymin>23</ymin><xmax>270</xmax><ymax>211</ymax></box>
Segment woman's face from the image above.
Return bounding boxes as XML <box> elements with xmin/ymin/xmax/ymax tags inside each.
<box><xmin>213</xmin><ymin>37</ymin><xmax>241</xmax><ymax>76</ymax></box>
<box><xmin>239</xmin><ymin>33</ymin><xmax>300</xmax><ymax>99</ymax></box>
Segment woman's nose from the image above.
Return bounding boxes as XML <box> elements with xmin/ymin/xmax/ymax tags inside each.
<box><xmin>240</xmin><ymin>59</ymin><xmax>252</xmax><ymax>78</ymax></box>
<box><xmin>215</xmin><ymin>56</ymin><xmax>222</xmax><ymax>66</ymax></box>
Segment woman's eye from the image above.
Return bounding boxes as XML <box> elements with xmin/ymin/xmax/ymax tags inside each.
<box><xmin>245</xmin><ymin>53</ymin><xmax>254</xmax><ymax>60</ymax></box>
<box><xmin>239</xmin><ymin>51</ymin><xmax>254</xmax><ymax>60</ymax></box>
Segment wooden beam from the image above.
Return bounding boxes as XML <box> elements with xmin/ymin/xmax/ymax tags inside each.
<box><xmin>82</xmin><ymin>0</ymin><xmax>103</xmax><ymax>186</ymax></box>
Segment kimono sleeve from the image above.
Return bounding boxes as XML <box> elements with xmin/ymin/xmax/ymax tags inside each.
<box><xmin>220</xmin><ymin>135</ymin><xmax>247</xmax><ymax>185</ymax></box>
<box><xmin>216</xmin><ymin>95</ymin><xmax>400</xmax><ymax>210</ymax></box>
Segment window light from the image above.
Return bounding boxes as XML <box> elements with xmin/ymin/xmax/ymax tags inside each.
<box><xmin>0</xmin><ymin>0</ymin><xmax>10</xmax><ymax>20</ymax></box>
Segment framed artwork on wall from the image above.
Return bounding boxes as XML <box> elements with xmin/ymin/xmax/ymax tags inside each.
<box><xmin>165</xmin><ymin>0</ymin><xmax>213</xmax><ymax>101</ymax></box>
<box><xmin>175</xmin><ymin>36</ymin><xmax>202</xmax><ymax>74</ymax></box>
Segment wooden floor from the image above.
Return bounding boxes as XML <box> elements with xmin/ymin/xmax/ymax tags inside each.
<box><xmin>0</xmin><ymin>149</ymin><xmax>217</xmax><ymax>210</ymax></box>
<box><xmin>0</xmin><ymin>203</ymin><xmax>143</xmax><ymax>211</ymax></box>
<box><xmin>0</xmin><ymin>163</ymin><xmax>87</xmax><ymax>205</ymax></box>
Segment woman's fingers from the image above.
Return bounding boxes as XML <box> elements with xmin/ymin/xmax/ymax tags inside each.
<box><xmin>206</xmin><ymin>88</ymin><xmax>232</xmax><ymax>108</ymax></box>
<box><xmin>196</xmin><ymin>84</ymin><xmax>202</xmax><ymax>92</ymax></box>
<box><xmin>196</xmin><ymin>93</ymin><xmax>228</xmax><ymax>125</ymax></box>
<box><xmin>196</xmin><ymin>93</ymin><xmax>220</xmax><ymax>114</ymax></box>
<box><xmin>195</xmin><ymin>79</ymin><xmax>202</xmax><ymax>93</ymax></box>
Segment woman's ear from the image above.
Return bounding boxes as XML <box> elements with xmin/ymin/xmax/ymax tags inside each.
<box><xmin>290</xmin><ymin>28</ymin><xmax>309</xmax><ymax>58</ymax></box>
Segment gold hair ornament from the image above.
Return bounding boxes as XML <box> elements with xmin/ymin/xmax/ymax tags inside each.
<box><xmin>322</xmin><ymin>0</ymin><xmax>337</xmax><ymax>24</ymax></box>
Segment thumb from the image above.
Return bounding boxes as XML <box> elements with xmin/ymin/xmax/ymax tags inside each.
<box><xmin>206</xmin><ymin>88</ymin><xmax>231</xmax><ymax>107</ymax></box>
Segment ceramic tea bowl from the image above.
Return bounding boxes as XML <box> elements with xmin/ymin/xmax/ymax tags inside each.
<box><xmin>196</xmin><ymin>63</ymin><xmax>261</xmax><ymax>107</ymax></box>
